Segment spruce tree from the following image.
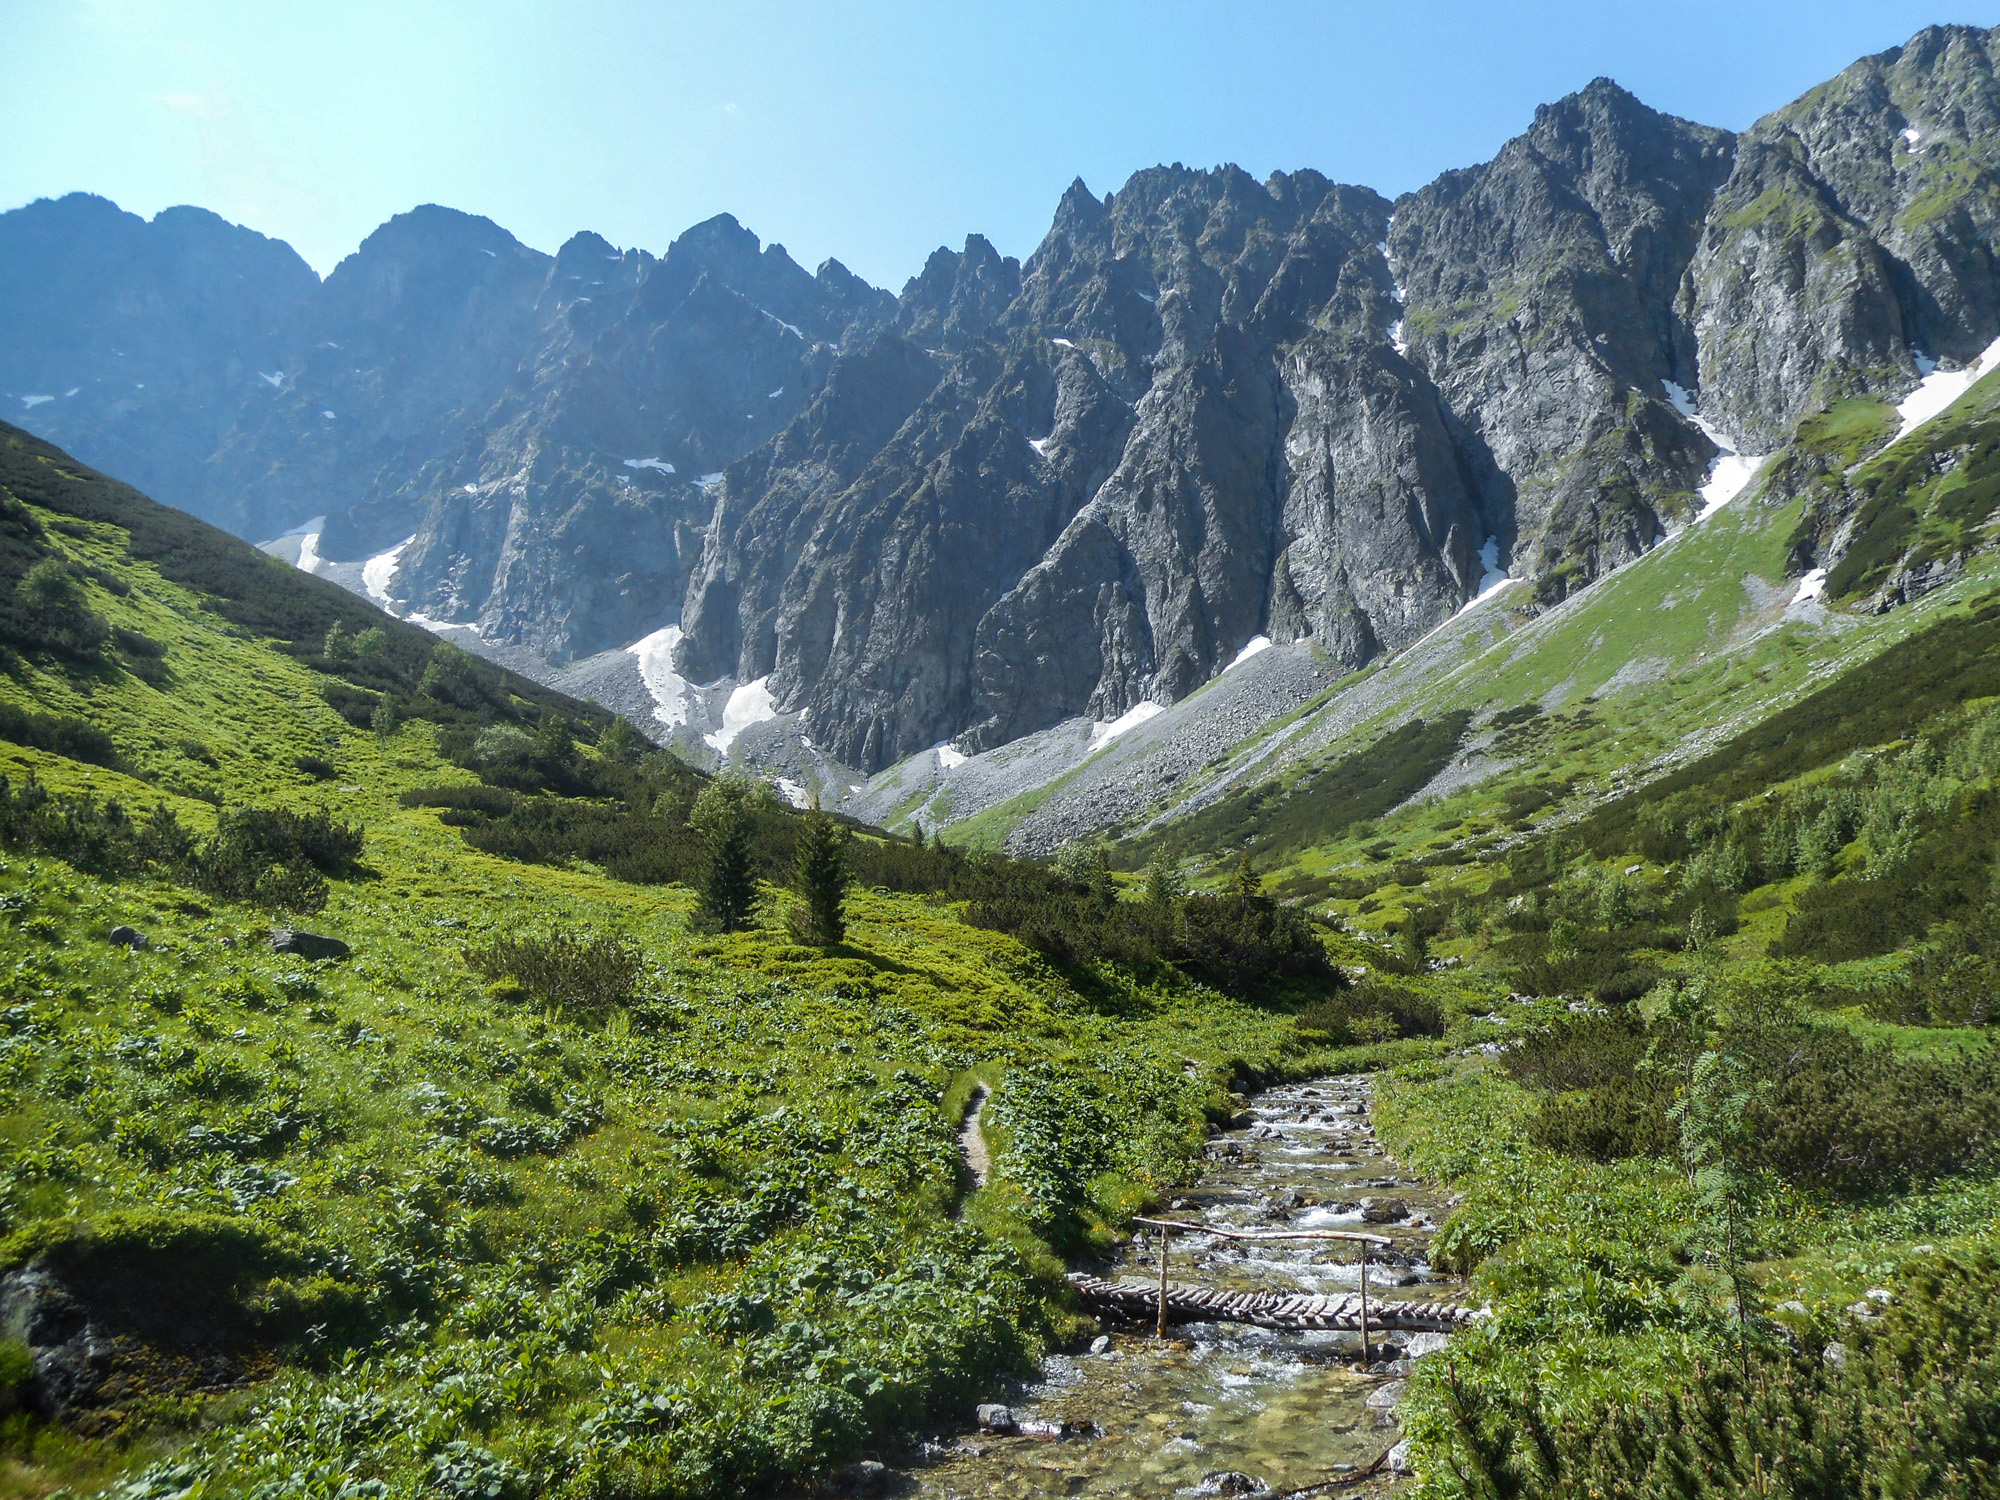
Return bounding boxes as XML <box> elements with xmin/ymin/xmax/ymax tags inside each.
<box><xmin>1230</xmin><ymin>851</ymin><xmax>1264</xmax><ymax>907</ymax></box>
<box><xmin>1143</xmin><ymin>847</ymin><xmax>1186</xmax><ymax>910</ymax></box>
<box><xmin>789</xmin><ymin>800</ymin><xmax>848</xmax><ymax>947</ymax></box>
<box><xmin>690</xmin><ymin>775</ymin><xmax>758</xmax><ymax>933</ymax></box>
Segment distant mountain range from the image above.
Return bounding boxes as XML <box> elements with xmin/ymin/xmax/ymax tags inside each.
<box><xmin>7</xmin><ymin>22</ymin><xmax>2000</xmax><ymax>821</ymax></box>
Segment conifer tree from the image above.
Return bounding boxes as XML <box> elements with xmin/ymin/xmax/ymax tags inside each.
<box><xmin>1230</xmin><ymin>851</ymin><xmax>1264</xmax><ymax>908</ymax></box>
<box><xmin>1143</xmin><ymin>847</ymin><xmax>1185</xmax><ymax>910</ymax></box>
<box><xmin>789</xmin><ymin>799</ymin><xmax>848</xmax><ymax>948</ymax></box>
<box><xmin>690</xmin><ymin>775</ymin><xmax>758</xmax><ymax>933</ymax></box>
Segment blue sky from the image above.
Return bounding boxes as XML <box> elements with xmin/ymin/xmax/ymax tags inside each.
<box><xmin>1</xmin><ymin>2</ymin><xmax>1989</xmax><ymax>288</ymax></box>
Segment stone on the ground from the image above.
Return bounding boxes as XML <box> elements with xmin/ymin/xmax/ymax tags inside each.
<box><xmin>267</xmin><ymin>928</ymin><xmax>351</xmax><ymax>961</ymax></box>
<box><xmin>1089</xmin><ymin>1334</ymin><xmax>1111</xmax><ymax>1354</ymax></box>
<box><xmin>975</xmin><ymin>1403</ymin><xmax>1016</xmax><ymax>1433</ymax></box>
<box><xmin>1387</xmin><ymin>1439</ymin><xmax>1413</xmax><ymax>1473</ymax></box>
<box><xmin>1366</xmin><ymin>1378</ymin><xmax>1409</xmax><ymax>1410</ymax></box>
<box><xmin>1822</xmin><ymin>1341</ymin><xmax>1848</xmax><ymax>1369</ymax></box>
<box><xmin>107</xmin><ymin>925</ymin><xmax>148</xmax><ymax>949</ymax></box>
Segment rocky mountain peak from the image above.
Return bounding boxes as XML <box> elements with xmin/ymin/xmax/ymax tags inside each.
<box><xmin>899</xmin><ymin>234</ymin><xmax>1023</xmax><ymax>350</ymax></box>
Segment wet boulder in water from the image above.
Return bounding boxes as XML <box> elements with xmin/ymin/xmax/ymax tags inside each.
<box><xmin>1360</xmin><ymin>1196</ymin><xmax>1410</xmax><ymax>1223</ymax></box>
<box><xmin>975</xmin><ymin>1403</ymin><xmax>1017</xmax><ymax>1433</ymax></box>
<box><xmin>1197</xmin><ymin>1473</ymin><xmax>1269</xmax><ymax>1496</ymax></box>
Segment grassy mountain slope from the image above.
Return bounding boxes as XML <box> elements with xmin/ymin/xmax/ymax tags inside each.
<box><xmin>0</xmin><ymin>425</ymin><xmax>1425</xmax><ymax>1497</ymax></box>
<box><xmin>0</xmin><ymin>410</ymin><xmax>1995</xmax><ymax>1499</ymax></box>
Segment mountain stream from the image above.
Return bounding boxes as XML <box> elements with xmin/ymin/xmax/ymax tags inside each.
<box><xmin>908</xmin><ymin>1076</ymin><xmax>1469</xmax><ymax>1497</ymax></box>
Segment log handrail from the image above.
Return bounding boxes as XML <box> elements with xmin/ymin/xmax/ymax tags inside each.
<box><xmin>1132</xmin><ymin>1216</ymin><xmax>1392</xmax><ymax>1247</ymax></box>
<box><xmin>1129</xmin><ymin>1216</ymin><xmax>1398</xmax><ymax>1353</ymax></box>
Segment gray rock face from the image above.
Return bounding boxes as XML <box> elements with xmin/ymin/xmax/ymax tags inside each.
<box><xmin>0</xmin><ymin>194</ymin><xmax>317</xmax><ymax>514</ymax></box>
<box><xmin>681</xmin><ymin>166</ymin><xmax>1513</xmax><ymax>768</ymax></box>
<box><xmin>1390</xmin><ymin>79</ymin><xmax>1735</xmax><ymax>593</ymax></box>
<box><xmin>1</xmin><ymin>201</ymin><xmax>895</xmax><ymax>664</ymax></box>
<box><xmin>1688</xmin><ymin>25</ymin><xmax>2000</xmax><ymax>450</ymax></box>
<box><xmin>14</xmin><ymin>25</ymin><xmax>2000</xmax><ymax>774</ymax></box>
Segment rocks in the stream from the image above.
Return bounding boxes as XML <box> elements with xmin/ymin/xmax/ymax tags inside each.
<box><xmin>1360</xmin><ymin>1197</ymin><xmax>1410</xmax><ymax>1223</ymax></box>
<box><xmin>1387</xmin><ymin>1439</ymin><xmax>1414</xmax><ymax>1474</ymax></box>
<box><xmin>1366</xmin><ymin>1378</ymin><xmax>1410</xmax><ymax>1411</ymax></box>
<box><xmin>1196</xmin><ymin>1473</ymin><xmax>1269</xmax><ymax>1497</ymax></box>
<box><xmin>975</xmin><ymin>1403</ymin><xmax>1017</xmax><ymax>1434</ymax></box>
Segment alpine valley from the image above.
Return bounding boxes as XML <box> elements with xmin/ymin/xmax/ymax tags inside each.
<box><xmin>0</xmin><ymin>19</ymin><xmax>1996</xmax><ymax>1500</ymax></box>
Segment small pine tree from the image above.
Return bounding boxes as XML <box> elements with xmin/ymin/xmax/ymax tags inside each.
<box><xmin>533</xmin><ymin>713</ymin><xmax>576</xmax><ymax>769</ymax></box>
<box><xmin>788</xmin><ymin>800</ymin><xmax>848</xmax><ymax>948</ymax></box>
<box><xmin>600</xmin><ymin>715</ymin><xmax>642</xmax><ymax>762</ymax></box>
<box><xmin>323</xmin><ymin>620</ymin><xmax>353</xmax><ymax>661</ymax></box>
<box><xmin>370</xmin><ymin>696</ymin><xmax>399</xmax><ymax>740</ymax></box>
<box><xmin>1142</xmin><ymin>847</ymin><xmax>1185</xmax><ymax>910</ymax></box>
<box><xmin>690</xmin><ymin>775</ymin><xmax>758</xmax><ymax>933</ymax></box>
<box><xmin>910</xmin><ymin>822</ymin><xmax>925</xmax><ymax>850</ymax></box>
<box><xmin>1230</xmin><ymin>852</ymin><xmax>1264</xmax><ymax>908</ymax></box>
<box><xmin>1597</xmin><ymin>874</ymin><xmax>1632</xmax><ymax>930</ymax></box>
<box><xmin>1055</xmin><ymin>840</ymin><xmax>1117</xmax><ymax>904</ymax></box>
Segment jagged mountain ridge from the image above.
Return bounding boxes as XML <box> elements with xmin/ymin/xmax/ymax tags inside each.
<box><xmin>7</xmin><ymin>23</ymin><xmax>2000</xmax><ymax>778</ymax></box>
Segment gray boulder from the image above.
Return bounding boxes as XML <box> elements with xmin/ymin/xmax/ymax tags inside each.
<box><xmin>266</xmin><ymin>928</ymin><xmax>350</xmax><ymax>962</ymax></box>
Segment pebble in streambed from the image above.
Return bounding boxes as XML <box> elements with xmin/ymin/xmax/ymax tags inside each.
<box><xmin>906</xmin><ymin>1077</ymin><xmax>1469</xmax><ymax>1498</ymax></box>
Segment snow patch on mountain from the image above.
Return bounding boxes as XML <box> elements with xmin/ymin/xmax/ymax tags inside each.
<box><xmin>1891</xmin><ymin>333</ymin><xmax>2000</xmax><ymax>444</ymax></box>
<box><xmin>362</xmin><ymin>537</ymin><xmax>415</xmax><ymax>607</ymax></box>
<box><xmin>627</xmin><ymin>625</ymin><xmax>692</xmax><ymax>731</ymax></box>
<box><xmin>1087</xmin><ymin>700</ymin><xmax>1164</xmax><ymax>752</ymax></box>
<box><xmin>1665</xmin><ymin>381</ymin><xmax>1768</xmax><ymax>518</ymax></box>
<box><xmin>706</xmin><ymin>676</ymin><xmax>777</xmax><ymax>752</ymax></box>
<box><xmin>1227</xmin><ymin>635</ymin><xmax>1273</xmax><ymax>670</ymax></box>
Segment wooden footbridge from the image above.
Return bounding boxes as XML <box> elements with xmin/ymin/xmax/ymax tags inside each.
<box><xmin>1071</xmin><ymin>1216</ymin><xmax>1478</xmax><ymax>1345</ymax></box>
<box><xmin>1067</xmin><ymin>1272</ymin><xmax>1478</xmax><ymax>1334</ymax></box>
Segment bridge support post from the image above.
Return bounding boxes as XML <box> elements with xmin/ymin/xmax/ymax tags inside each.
<box><xmin>1358</xmin><ymin>1249</ymin><xmax>1370</xmax><ymax>1366</ymax></box>
<box><xmin>1156</xmin><ymin>1226</ymin><xmax>1169</xmax><ymax>1339</ymax></box>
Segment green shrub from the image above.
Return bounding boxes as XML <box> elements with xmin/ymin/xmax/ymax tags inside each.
<box><xmin>465</xmin><ymin>927</ymin><xmax>642</xmax><ymax>1020</ymax></box>
<box><xmin>1416</xmin><ymin>1246</ymin><xmax>2000</xmax><ymax>1499</ymax></box>
<box><xmin>0</xmin><ymin>701</ymin><xmax>117</xmax><ymax>767</ymax></box>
